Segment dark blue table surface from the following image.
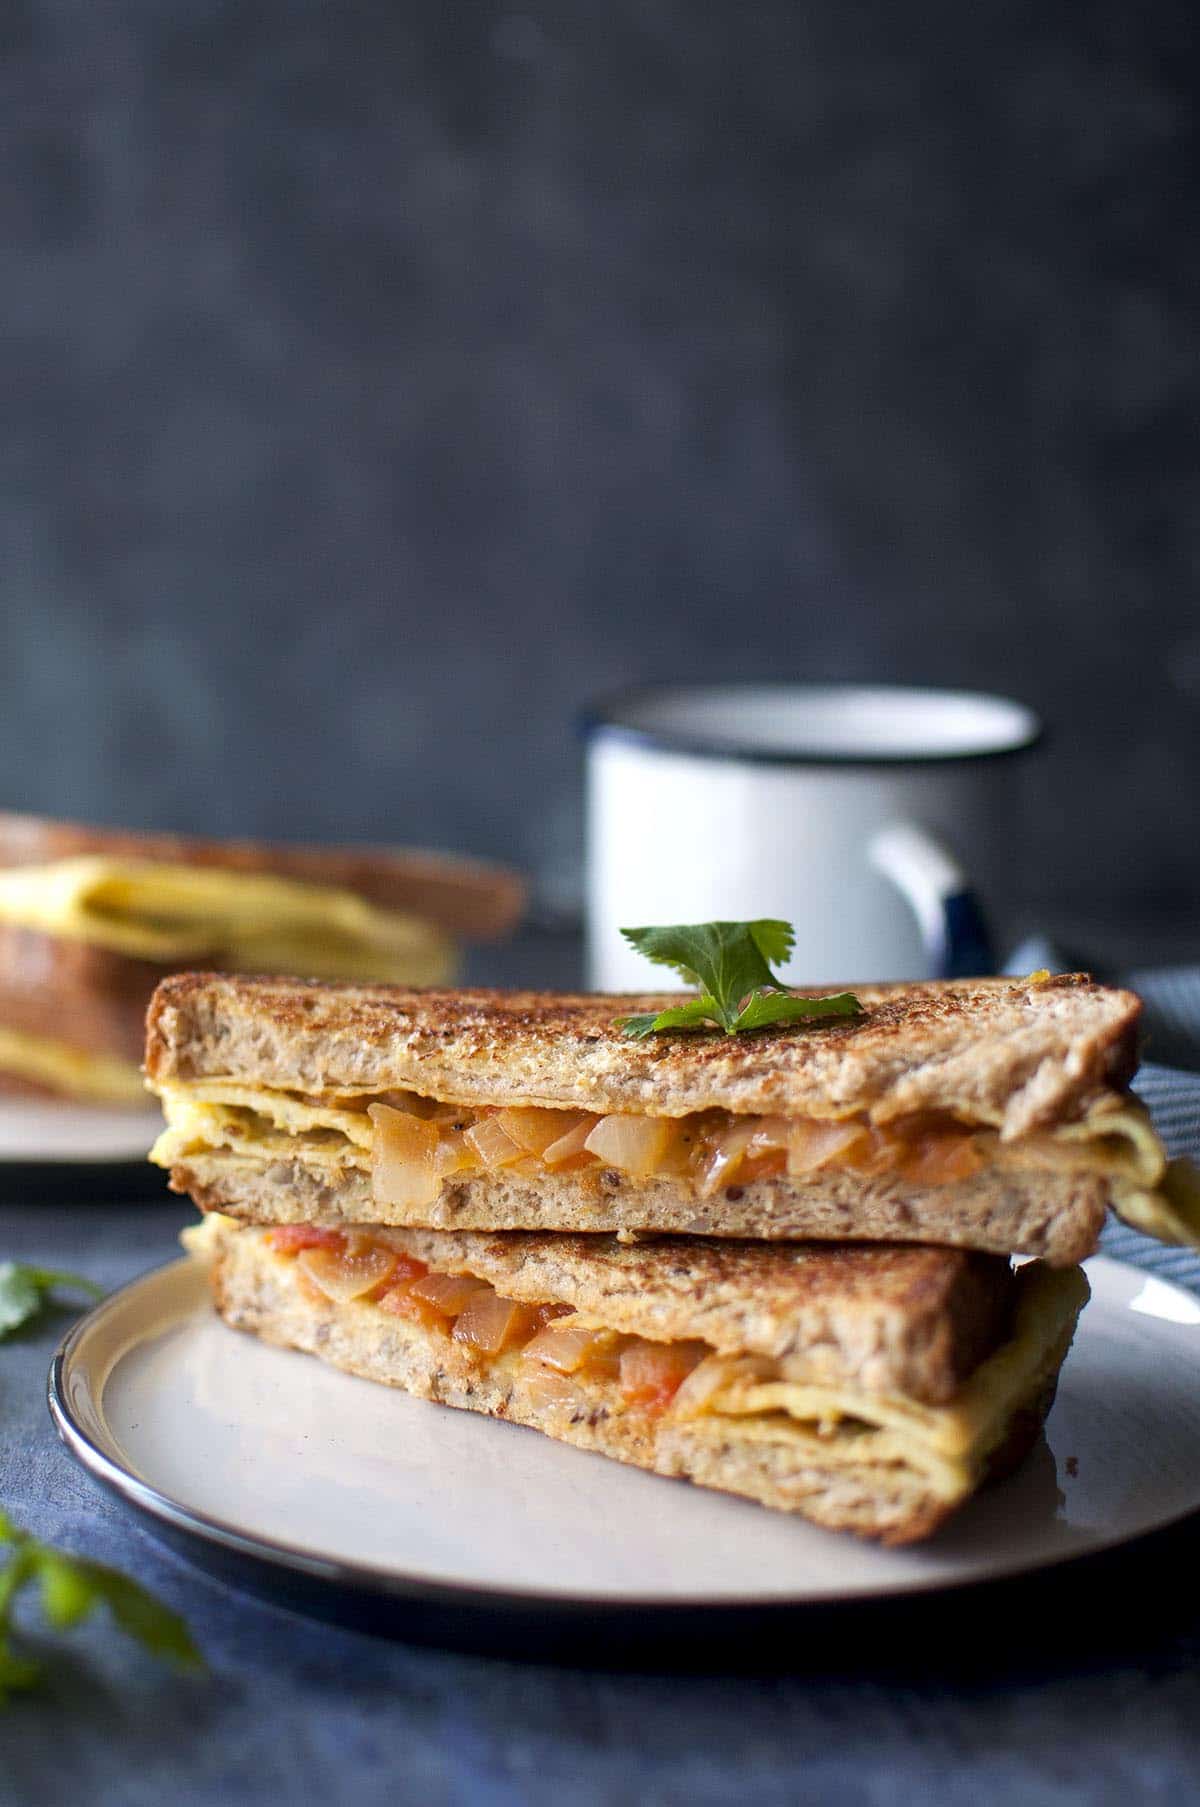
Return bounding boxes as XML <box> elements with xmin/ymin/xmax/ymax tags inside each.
<box><xmin>6</xmin><ymin>934</ymin><xmax>1200</xmax><ymax>1805</ymax></box>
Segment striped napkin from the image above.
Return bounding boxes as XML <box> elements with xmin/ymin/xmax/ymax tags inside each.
<box><xmin>1106</xmin><ymin>1061</ymin><xmax>1200</xmax><ymax>1286</ymax></box>
<box><xmin>1004</xmin><ymin>943</ymin><xmax>1200</xmax><ymax>1287</ymax></box>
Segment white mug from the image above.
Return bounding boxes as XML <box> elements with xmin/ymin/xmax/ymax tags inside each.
<box><xmin>583</xmin><ymin>683</ymin><xmax>1041</xmax><ymax>990</ymax></box>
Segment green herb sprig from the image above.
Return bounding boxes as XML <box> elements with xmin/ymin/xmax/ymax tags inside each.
<box><xmin>0</xmin><ymin>1264</ymin><xmax>103</xmax><ymax>1340</ymax></box>
<box><xmin>615</xmin><ymin>919</ymin><xmax>860</xmax><ymax>1039</ymax></box>
<box><xmin>0</xmin><ymin>1511</ymin><xmax>202</xmax><ymax>1700</ymax></box>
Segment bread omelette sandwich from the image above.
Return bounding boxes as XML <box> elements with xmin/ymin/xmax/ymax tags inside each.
<box><xmin>183</xmin><ymin>1211</ymin><xmax>1087</xmax><ymax>1544</ymax></box>
<box><xmin>0</xmin><ymin>811</ymin><xmax>523</xmax><ymax>1106</ymax></box>
<box><xmin>147</xmin><ymin>965</ymin><xmax>1189</xmax><ymax>1542</ymax></box>
<box><xmin>147</xmin><ymin>970</ymin><xmax>1199</xmax><ymax>1263</ymax></box>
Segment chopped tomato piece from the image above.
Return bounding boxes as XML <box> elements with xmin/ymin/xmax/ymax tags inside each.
<box><xmin>266</xmin><ymin>1225</ymin><xmax>346</xmax><ymax>1256</ymax></box>
<box><xmin>618</xmin><ymin>1339</ymin><xmax>708</xmax><ymax>1414</ymax></box>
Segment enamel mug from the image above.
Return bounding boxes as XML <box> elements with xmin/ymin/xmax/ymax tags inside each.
<box><xmin>583</xmin><ymin>684</ymin><xmax>1041</xmax><ymax>990</ymax></box>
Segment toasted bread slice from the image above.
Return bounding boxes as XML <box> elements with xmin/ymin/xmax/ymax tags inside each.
<box><xmin>146</xmin><ymin>971</ymin><xmax>1139</xmax><ymax>1137</ymax></box>
<box><xmin>190</xmin><ymin>1217</ymin><xmax>1086</xmax><ymax>1544</ymax></box>
<box><xmin>166</xmin><ymin>1146</ymin><xmax>1110</xmax><ymax>1264</ymax></box>
<box><xmin>147</xmin><ymin>970</ymin><xmax>1178</xmax><ymax>1256</ymax></box>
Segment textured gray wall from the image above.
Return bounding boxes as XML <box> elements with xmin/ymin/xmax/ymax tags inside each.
<box><xmin>2</xmin><ymin>2</ymin><xmax>1198</xmax><ymax>929</ymax></box>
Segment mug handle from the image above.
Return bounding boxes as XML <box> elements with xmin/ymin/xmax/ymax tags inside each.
<box><xmin>867</xmin><ymin>823</ymin><xmax>995</xmax><ymax>979</ymax></box>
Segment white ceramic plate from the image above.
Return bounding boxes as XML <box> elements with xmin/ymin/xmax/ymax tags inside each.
<box><xmin>0</xmin><ymin>1095</ymin><xmax>162</xmax><ymax>1165</ymax></box>
<box><xmin>49</xmin><ymin>1254</ymin><xmax>1200</xmax><ymax>1640</ymax></box>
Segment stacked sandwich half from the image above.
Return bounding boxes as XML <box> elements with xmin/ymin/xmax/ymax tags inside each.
<box><xmin>147</xmin><ymin>970</ymin><xmax>1199</xmax><ymax>1544</ymax></box>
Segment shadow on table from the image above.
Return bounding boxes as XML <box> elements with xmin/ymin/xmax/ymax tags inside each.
<box><xmin>137</xmin><ymin>1496</ymin><xmax>1200</xmax><ymax>1685</ymax></box>
<box><xmin>0</xmin><ymin>1162</ymin><xmax>168</xmax><ymax>1205</ymax></box>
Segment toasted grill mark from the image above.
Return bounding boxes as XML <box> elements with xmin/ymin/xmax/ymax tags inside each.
<box><xmin>145</xmin><ymin>970</ymin><xmax>1141</xmax><ymax>1141</ymax></box>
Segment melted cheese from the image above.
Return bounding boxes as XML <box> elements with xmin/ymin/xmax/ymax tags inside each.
<box><xmin>0</xmin><ymin>856</ymin><xmax>455</xmax><ymax>983</ymax></box>
<box><xmin>0</xmin><ymin>1025</ymin><xmax>147</xmax><ymax>1105</ymax></box>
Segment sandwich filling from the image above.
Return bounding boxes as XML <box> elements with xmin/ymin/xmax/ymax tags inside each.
<box><xmin>187</xmin><ymin>1213</ymin><xmax>1087</xmax><ymax>1507</ymax></box>
<box><xmin>152</xmin><ymin>1076</ymin><xmax>1200</xmax><ymax>1249</ymax></box>
<box><xmin>0</xmin><ymin>857</ymin><xmax>455</xmax><ymax>984</ymax></box>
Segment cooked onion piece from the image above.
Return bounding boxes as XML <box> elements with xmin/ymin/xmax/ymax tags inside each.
<box><xmin>451</xmin><ymin>1290</ymin><xmax>542</xmax><ymax>1355</ymax></box>
<box><xmin>521</xmin><ymin>1321</ymin><xmax>616</xmax><ymax>1374</ymax></box>
<box><xmin>370</xmin><ymin>1103</ymin><xmax>441</xmax><ymax>1208</ymax></box>
<box><xmin>297</xmin><ymin>1241</ymin><xmax>400</xmax><ymax>1302</ymax></box>
<box><xmin>787</xmin><ymin>1119</ymin><xmax>870</xmax><ymax>1176</ymax></box>
<box><xmin>584</xmin><ymin>1113</ymin><xmax>671</xmax><ymax>1177</ymax></box>
<box><xmin>463</xmin><ymin>1117</ymin><xmax>526</xmax><ymax>1170</ymax></box>
<box><xmin>540</xmin><ymin>1116</ymin><xmax>600</xmax><ymax>1168</ymax></box>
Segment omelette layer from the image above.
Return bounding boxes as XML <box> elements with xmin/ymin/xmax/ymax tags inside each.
<box><xmin>151</xmin><ymin>1076</ymin><xmax>1200</xmax><ymax>1257</ymax></box>
<box><xmin>187</xmin><ymin>1214</ymin><xmax>1087</xmax><ymax>1542</ymax></box>
<box><xmin>0</xmin><ymin>857</ymin><xmax>455</xmax><ymax>984</ymax></box>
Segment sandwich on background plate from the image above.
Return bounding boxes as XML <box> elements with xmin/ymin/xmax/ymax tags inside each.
<box><xmin>0</xmin><ymin>811</ymin><xmax>524</xmax><ymax>1107</ymax></box>
<box><xmin>150</xmin><ymin>920</ymin><xmax>1196</xmax><ymax>1542</ymax></box>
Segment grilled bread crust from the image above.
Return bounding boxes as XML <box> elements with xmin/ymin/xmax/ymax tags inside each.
<box><xmin>169</xmin><ymin>1147</ymin><xmax>1109</xmax><ymax>1266</ymax></box>
<box><xmin>146</xmin><ymin>971</ymin><xmax>1141</xmax><ymax>1139</ymax></box>
<box><xmin>204</xmin><ymin>1226</ymin><xmax>1068</xmax><ymax>1545</ymax></box>
<box><xmin>202</xmin><ymin>1217</ymin><xmax>1013</xmax><ymax>1403</ymax></box>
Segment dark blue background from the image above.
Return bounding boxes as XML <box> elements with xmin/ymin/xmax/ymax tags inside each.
<box><xmin>2</xmin><ymin>1</ymin><xmax>1197</xmax><ymax>937</ymax></box>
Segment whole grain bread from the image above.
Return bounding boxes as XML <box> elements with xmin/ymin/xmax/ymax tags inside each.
<box><xmin>146</xmin><ymin>971</ymin><xmax>1141</xmax><ymax>1138</ymax></box>
<box><xmin>202</xmin><ymin>1223</ymin><xmax>1079</xmax><ymax>1544</ymax></box>
<box><xmin>221</xmin><ymin>1217</ymin><xmax>1014</xmax><ymax>1401</ymax></box>
<box><xmin>169</xmin><ymin>1145</ymin><xmax>1108</xmax><ymax>1265</ymax></box>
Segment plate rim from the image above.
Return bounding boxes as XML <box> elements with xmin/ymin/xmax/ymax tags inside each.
<box><xmin>45</xmin><ymin>1251</ymin><xmax>1200</xmax><ymax>1620</ymax></box>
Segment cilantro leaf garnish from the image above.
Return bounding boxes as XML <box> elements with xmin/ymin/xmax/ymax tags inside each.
<box><xmin>615</xmin><ymin>920</ymin><xmax>860</xmax><ymax>1039</ymax></box>
<box><xmin>0</xmin><ymin>1510</ymin><xmax>202</xmax><ymax>1701</ymax></box>
<box><xmin>0</xmin><ymin>1263</ymin><xmax>103</xmax><ymax>1340</ymax></box>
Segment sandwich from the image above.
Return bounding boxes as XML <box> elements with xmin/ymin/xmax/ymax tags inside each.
<box><xmin>147</xmin><ymin>971</ymin><xmax>1200</xmax><ymax>1263</ymax></box>
<box><xmin>0</xmin><ymin>812</ymin><xmax>523</xmax><ymax>1106</ymax></box>
<box><xmin>184</xmin><ymin>1212</ymin><xmax>1088</xmax><ymax>1543</ymax></box>
<box><xmin>151</xmin><ymin>961</ymin><xmax>1187</xmax><ymax>1539</ymax></box>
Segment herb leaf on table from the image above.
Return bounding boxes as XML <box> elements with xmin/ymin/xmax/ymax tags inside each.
<box><xmin>0</xmin><ymin>1263</ymin><xmax>104</xmax><ymax>1339</ymax></box>
<box><xmin>0</xmin><ymin>1511</ymin><xmax>202</xmax><ymax>1702</ymax></box>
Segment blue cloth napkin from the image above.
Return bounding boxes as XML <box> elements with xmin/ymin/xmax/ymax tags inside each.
<box><xmin>1106</xmin><ymin>1061</ymin><xmax>1200</xmax><ymax>1286</ymax></box>
<box><xmin>1004</xmin><ymin>941</ymin><xmax>1200</xmax><ymax>1289</ymax></box>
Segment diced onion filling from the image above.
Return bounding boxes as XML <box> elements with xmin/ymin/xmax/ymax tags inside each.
<box><xmin>266</xmin><ymin>1227</ymin><xmax>710</xmax><ymax>1417</ymax></box>
<box><xmin>369</xmin><ymin>1097</ymin><xmax>986</xmax><ymax>1207</ymax></box>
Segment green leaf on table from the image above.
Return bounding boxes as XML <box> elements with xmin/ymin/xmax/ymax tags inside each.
<box><xmin>0</xmin><ymin>1637</ymin><xmax>42</xmax><ymax>1701</ymax></box>
<box><xmin>0</xmin><ymin>1515</ymin><xmax>202</xmax><ymax>1705</ymax></box>
<box><xmin>0</xmin><ymin>1264</ymin><xmax>104</xmax><ymax>1340</ymax></box>
<box><xmin>615</xmin><ymin>919</ymin><xmax>860</xmax><ymax>1039</ymax></box>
